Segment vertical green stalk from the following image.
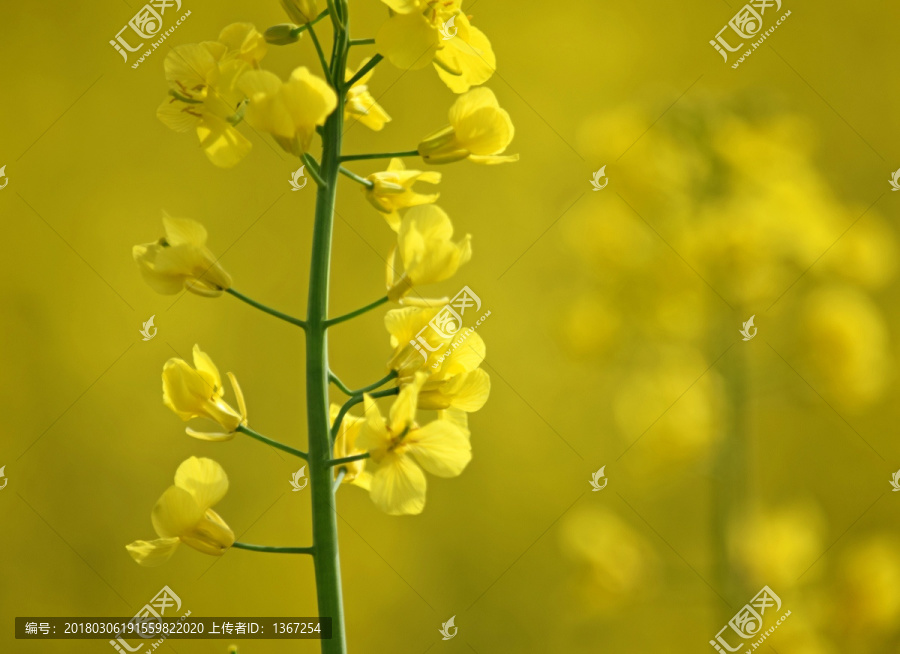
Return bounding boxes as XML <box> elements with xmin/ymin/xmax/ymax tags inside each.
<box><xmin>306</xmin><ymin>7</ymin><xmax>349</xmax><ymax>653</ymax></box>
<box><xmin>712</xmin><ymin>332</ymin><xmax>750</xmax><ymax>618</ymax></box>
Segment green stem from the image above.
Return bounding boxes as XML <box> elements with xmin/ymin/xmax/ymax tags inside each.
<box><xmin>340</xmin><ymin>149</ymin><xmax>419</xmax><ymax>162</ymax></box>
<box><xmin>327</xmin><ymin>453</ymin><xmax>370</xmax><ymax>467</ymax></box>
<box><xmin>237</xmin><ymin>425</ymin><xmax>308</xmax><ymax>460</ymax></box>
<box><xmin>289</xmin><ymin>9</ymin><xmax>330</xmax><ymax>37</ymax></box>
<box><xmin>329</xmin><ymin>370</ymin><xmax>397</xmax><ymax>396</ymax></box>
<box><xmin>338</xmin><ymin>166</ymin><xmax>374</xmax><ymax>188</ymax></box>
<box><xmin>330</xmin><ymin>387</ymin><xmax>399</xmax><ymax>441</ymax></box>
<box><xmin>344</xmin><ymin>53</ymin><xmax>383</xmax><ymax>89</ymax></box>
<box><xmin>233</xmin><ymin>542</ymin><xmax>314</xmax><ymax>555</ymax></box>
<box><xmin>325</xmin><ymin>296</ymin><xmax>389</xmax><ymax>327</ymax></box>
<box><xmin>307</xmin><ymin>23</ymin><xmax>331</xmax><ymax>77</ymax></box>
<box><xmin>226</xmin><ymin>288</ymin><xmax>306</xmax><ymax>329</ymax></box>
<box><xmin>349</xmin><ymin>37</ymin><xmax>376</xmax><ymax>47</ymax></box>
<box><xmin>306</xmin><ymin>11</ymin><xmax>350</xmax><ymax>652</ymax></box>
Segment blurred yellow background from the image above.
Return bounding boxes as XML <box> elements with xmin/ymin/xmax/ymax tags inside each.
<box><xmin>2</xmin><ymin>0</ymin><xmax>900</xmax><ymax>652</ymax></box>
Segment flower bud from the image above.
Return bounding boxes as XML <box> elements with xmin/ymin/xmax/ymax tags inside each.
<box><xmin>281</xmin><ymin>0</ymin><xmax>317</xmax><ymax>24</ymax></box>
<box><xmin>265</xmin><ymin>23</ymin><xmax>300</xmax><ymax>45</ymax></box>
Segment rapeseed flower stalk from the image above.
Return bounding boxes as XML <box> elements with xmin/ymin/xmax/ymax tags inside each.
<box><xmin>131</xmin><ymin>3</ymin><xmax>514</xmax><ymax>651</ymax></box>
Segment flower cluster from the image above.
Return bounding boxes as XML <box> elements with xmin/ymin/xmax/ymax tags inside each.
<box><xmin>130</xmin><ymin>0</ymin><xmax>515</xmax><ymax>569</ymax></box>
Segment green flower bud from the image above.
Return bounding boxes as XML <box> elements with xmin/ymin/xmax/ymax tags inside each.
<box><xmin>265</xmin><ymin>24</ymin><xmax>300</xmax><ymax>45</ymax></box>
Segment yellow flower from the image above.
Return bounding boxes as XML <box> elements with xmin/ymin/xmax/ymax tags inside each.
<box><xmin>375</xmin><ymin>1</ymin><xmax>495</xmax><ymax>93</ymax></box>
<box><xmin>156</xmin><ymin>25</ymin><xmax>267</xmax><ymax>168</ymax></box>
<box><xmin>330</xmin><ymin>404</ymin><xmax>369</xmax><ymax>487</ymax></box>
<box><xmin>282</xmin><ymin>0</ymin><xmax>318</xmax><ymax>24</ymax></box>
<box><xmin>345</xmin><ymin>59</ymin><xmax>391</xmax><ymax>132</ymax></box>
<box><xmin>133</xmin><ymin>216</ymin><xmax>232</xmax><ymax>297</ymax></box>
<box><xmin>356</xmin><ymin>373</ymin><xmax>471</xmax><ymax>515</ymax></box>
<box><xmin>385</xmin><ymin>306</ymin><xmax>489</xmax><ymax>411</ymax></box>
<box><xmin>418</xmin><ymin>88</ymin><xmax>517</xmax><ymax>164</ymax></box>
<box><xmin>365</xmin><ymin>158</ymin><xmax>441</xmax><ymax>231</ymax></box>
<box><xmin>238</xmin><ymin>66</ymin><xmax>337</xmax><ymax>157</ymax></box>
<box><xmin>162</xmin><ymin>345</ymin><xmax>248</xmax><ymax>441</ymax></box>
<box><xmin>386</xmin><ymin>205</ymin><xmax>471</xmax><ymax>301</ymax></box>
<box><xmin>216</xmin><ymin>22</ymin><xmax>268</xmax><ymax>66</ymax></box>
<box><xmin>126</xmin><ymin>457</ymin><xmax>235</xmax><ymax>566</ymax></box>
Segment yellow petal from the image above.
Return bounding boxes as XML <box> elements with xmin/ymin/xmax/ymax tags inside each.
<box><xmin>283</xmin><ymin>67</ymin><xmax>339</xmax><ymax>129</ymax></box>
<box><xmin>376</xmin><ymin>13</ymin><xmax>440</xmax><ymax>70</ymax></box>
<box><xmin>126</xmin><ymin>537</ymin><xmax>181</xmax><ymax>567</ymax></box>
<box><xmin>369</xmin><ymin>454</ymin><xmax>427</xmax><ymax>515</ymax></box>
<box><xmin>388</xmin><ymin>371</ymin><xmax>426</xmax><ymax>434</ymax></box>
<box><xmin>191</xmin><ymin>344</ymin><xmax>223</xmax><ymax>390</ymax></box>
<box><xmin>180</xmin><ymin>508</ymin><xmax>235</xmax><ymax>556</ymax></box>
<box><xmin>133</xmin><ymin>243</ymin><xmax>187</xmax><ymax>295</ymax></box>
<box><xmin>239</xmin><ymin>69</ymin><xmax>297</xmax><ymax>138</ymax></box>
<box><xmin>163</xmin><ymin>216</ymin><xmax>208</xmax><ymax>247</ymax></box>
<box><xmin>174</xmin><ymin>456</ymin><xmax>229</xmax><ymax>510</ymax></box>
<box><xmin>406</xmin><ymin>420</ymin><xmax>471</xmax><ymax>477</ymax></box>
<box><xmin>197</xmin><ymin>115</ymin><xmax>252</xmax><ymax>168</ymax></box>
<box><xmin>434</xmin><ymin>20</ymin><xmax>496</xmax><ymax>93</ymax></box>
<box><xmin>151</xmin><ymin>486</ymin><xmax>204</xmax><ymax>538</ymax></box>
<box><xmin>218</xmin><ymin>22</ymin><xmax>268</xmax><ymax>65</ymax></box>
<box><xmin>162</xmin><ymin>358</ymin><xmax>213</xmax><ymax>421</ymax></box>
<box><xmin>164</xmin><ymin>44</ymin><xmax>218</xmax><ymax>88</ymax></box>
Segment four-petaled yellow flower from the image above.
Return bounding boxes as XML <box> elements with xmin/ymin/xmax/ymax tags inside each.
<box><xmin>365</xmin><ymin>158</ymin><xmax>441</xmax><ymax>231</ymax></box>
<box><xmin>385</xmin><ymin>306</ymin><xmax>490</xmax><ymax>412</ymax></box>
<box><xmin>419</xmin><ymin>87</ymin><xmax>518</xmax><ymax>164</ymax></box>
<box><xmin>375</xmin><ymin>0</ymin><xmax>496</xmax><ymax>93</ymax></box>
<box><xmin>387</xmin><ymin>205</ymin><xmax>471</xmax><ymax>301</ymax></box>
<box><xmin>356</xmin><ymin>373</ymin><xmax>471</xmax><ymax>515</ymax></box>
<box><xmin>133</xmin><ymin>216</ymin><xmax>232</xmax><ymax>297</ymax></box>
<box><xmin>345</xmin><ymin>59</ymin><xmax>392</xmax><ymax>132</ymax></box>
<box><xmin>238</xmin><ymin>66</ymin><xmax>337</xmax><ymax>157</ymax></box>
<box><xmin>127</xmin><ymin>457</ymin><xmax>235</xmax><ymax>566</ymax></box>
<box><xmin>163</xmin><ymin>345</ymin><xmax>248</xmax><ymax>441</ymax></box>
<box><xmin>157</xmin><ymin>24</ymin><xmax>267</xmax><ymax>168</ymax></box>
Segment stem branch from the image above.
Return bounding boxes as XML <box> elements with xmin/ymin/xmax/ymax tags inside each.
<box><xmin>226</xmin><ymin>288</ymin><xmax>306</xmax><ymax>329</ymax></box>
<box><xmin>233</xmin><ymin>542</ymin><xmax>315</xmax><ymax>555</ymax></box>
<box><xmin>237</xmin><ymin>425</ymin><xmax>308</xmax><ymax>460</ymax></box>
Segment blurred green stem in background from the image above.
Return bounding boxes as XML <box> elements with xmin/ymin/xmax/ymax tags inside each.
<box><xmin>340</xmin><ymin>149</ymin><xmax>419</xmax><ymax>162</ymax></box>
<box><xmin>712</xmin><ymin>336</ymin><xmax>751</xmax><ymax>616</ymax></box>
<box><xmin>305</xmin><ymin>1</ymin><xmax>351</xmax><ymax>650</ymax></box>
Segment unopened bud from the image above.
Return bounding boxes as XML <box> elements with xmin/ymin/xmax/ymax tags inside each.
<box><xmin>281</xmin><ymin>0</ymin><xmax>318</xmax><ymax>24</ymax></box>
<box><xmin>265</xmin><ymin>24</ymin><xmax>300</xmax><ymax>45</ymax></box>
